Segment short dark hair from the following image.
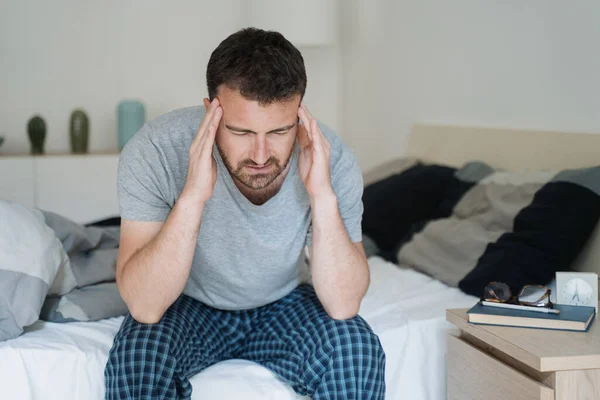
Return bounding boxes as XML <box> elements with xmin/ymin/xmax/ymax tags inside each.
<box><xmin>206</xmin><ymin>27</ymin><xmax>307</xmax><ymax>104</ymax></box>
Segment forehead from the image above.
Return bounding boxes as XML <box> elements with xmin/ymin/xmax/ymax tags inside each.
<box><xmin>216</xmin><ymin>86</ymin><xmax>300</xmax><ymax>129</ymax></box>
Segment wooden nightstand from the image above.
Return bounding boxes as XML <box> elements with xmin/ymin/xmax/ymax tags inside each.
<box><xmin>446</xmin><ymin>304</ymin><xmax>600</xmax><ymax>400</ymax></box>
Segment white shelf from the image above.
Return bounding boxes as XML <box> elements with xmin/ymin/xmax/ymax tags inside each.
<box><xmin>0</xmin><ymin>154</ymin><xmax>120</xmax><ymax>224</ymax></box>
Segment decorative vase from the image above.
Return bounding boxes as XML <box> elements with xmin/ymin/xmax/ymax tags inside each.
<box><xmin>70</xmin><ymin>109</ymin><xmax>90</xmax><ymax>154</ymax></box>
<box><xmin>117</xmin><ymin>100</ymin><xmax>145</xmax><ymax>150</ymax></box>
<box><xmin>27</xmin><ymin>115</ymin><xmax>46</xmax><ymax>155</ymax></box>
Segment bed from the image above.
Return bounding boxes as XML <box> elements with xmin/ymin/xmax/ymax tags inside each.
<box><xmin>1</xmin><ymin>124</ymin><xmax>599</xmax><ymax>400</ymax></box>
<box><xmin>0</xmin><ymin>256</ymin><xmax>477</xmax><ymax>400</ymax></box>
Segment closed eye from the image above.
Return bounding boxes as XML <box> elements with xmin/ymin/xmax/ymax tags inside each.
<box><xmin>230</xmin><ymin>130</ymin><xmax>289</xmax><ymax>136</ymax></box>
<box><xmin>225</xmin><ymin>123</ymin><xmax>296</xmax><ymax>136</ymax></box>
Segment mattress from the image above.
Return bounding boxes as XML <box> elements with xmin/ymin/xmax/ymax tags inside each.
<box><xmin>0</xmin><ymin>256</ymin><xmax>477</xmax><ymax>400</ymax></box>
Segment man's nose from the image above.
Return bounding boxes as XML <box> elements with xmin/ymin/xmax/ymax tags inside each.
<box><xmin>251</xmin><ymin>134</ymin><xmax>269</xmax><ymax>165</ymax></box>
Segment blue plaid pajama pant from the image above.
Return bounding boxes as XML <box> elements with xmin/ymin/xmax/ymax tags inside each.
<box><xmin>104</xmin><ymin>283</ymin><xmax>385</xmax><ymax>399</ymax></box>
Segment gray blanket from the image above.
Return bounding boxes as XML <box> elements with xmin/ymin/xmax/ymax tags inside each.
<box><xmin>0</xmin><ymin>201</ymin><xmax>127</xmax><ymax>341</ymax></box>
<box><xmin>39</xmin><ymin>211</ymin><xmax>127</xmax><ymax>323</ymax></box>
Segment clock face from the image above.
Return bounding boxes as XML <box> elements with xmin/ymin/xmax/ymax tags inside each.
<box><xmin>563</xmin><ymin>278</ymin><xmax>593</xmax><ymax>305</ymax></box>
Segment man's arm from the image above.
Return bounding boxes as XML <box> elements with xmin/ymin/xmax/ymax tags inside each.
<box><xmin>116</xmin><ymin>196</ymin><xmax>205</xmax><ymax>324</ymax></box>
<box><xmin>297</xmin><ymin>104</ymin><xmax>369</xmax><ymax>320</ymax></box>
<box><xmin>309</xmin><ymin>194</ymin><xmax>369</xmax><ymax>320</ymax></box>
<box><xmin>117</xmin><ymin>98</ymin><xmax>223</xmax><ymax>324</ymax></box>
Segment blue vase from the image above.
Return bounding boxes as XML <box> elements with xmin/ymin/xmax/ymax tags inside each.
<box><xmin>117</xmin><ymin>100</ymin><xmax>146</xmax><ymax>150</ymax></box>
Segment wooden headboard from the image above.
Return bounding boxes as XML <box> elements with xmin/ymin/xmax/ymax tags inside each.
<box><xmin>407</xmin><ymin>124</ymin><xmax>600</xmax><ymax>171</ymax></box>
<box><xmin>405</xmin><ymin>124</ymin><xmax>600</xmax><ymax>275</ymax></box>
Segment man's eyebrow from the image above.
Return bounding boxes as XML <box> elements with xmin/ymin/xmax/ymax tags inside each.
<box><xmin>225</xmin><ymin>123</ymin><xmax>296</xmax><ymax>134</ymax></box>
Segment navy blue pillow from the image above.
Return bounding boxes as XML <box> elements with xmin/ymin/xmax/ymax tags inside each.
<box><xmin>86</xmin><ymin>216</ymin><xmax>121</xmax><ymax>227</ymax></box>
<box><xmin>361</xmin><ymin>164</ymin><xmax>460</xmax><ymax>257</ymax></box>
<box><xmin>459</xmin><ymin>176</ymin><xmax>600</xmax><ymax>297</ymax></box>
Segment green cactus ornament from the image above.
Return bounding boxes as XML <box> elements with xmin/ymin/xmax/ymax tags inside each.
<box><xmin>27</xmin><ymin>115</ymin><xmax>46</xmax><ymax>155</ymax></box>
<box><xmin>70</xmin><ymin>109</ymin><xmax>89</xmax><ymax>154</ymax></box>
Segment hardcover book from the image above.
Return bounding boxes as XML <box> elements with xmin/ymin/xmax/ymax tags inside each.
<box><xmin>467</xmin><ymin>303</ymin><xmax>595</xmax><ymax>332</ymax></box>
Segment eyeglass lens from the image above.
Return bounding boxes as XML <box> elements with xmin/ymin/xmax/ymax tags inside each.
<box><xmin>485</xmin><ymin>282</ymin><xmax>512</xmax><ymax>302</ymax></box>
<box><xmin>519</xmin><ymin>286</ymin><xmax>548</xmax><ymax>303</ymax></box>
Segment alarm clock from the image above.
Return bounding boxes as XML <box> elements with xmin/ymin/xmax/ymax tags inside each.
<box><xmin>555</xmin><ymin>271</ymin><xmax>598</xmax><ymax>313</ymax></box>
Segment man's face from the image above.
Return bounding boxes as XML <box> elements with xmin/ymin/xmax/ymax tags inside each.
<box><xmin>207</xmin><ymin>86</ymin><xmax>300</xmax><ymax>190</ymax></box>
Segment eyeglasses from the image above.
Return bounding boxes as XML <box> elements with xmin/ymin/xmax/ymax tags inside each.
<box><xmin>483</xmin><ymin>282</ymin><xmax>554</xmax><ymax>309</ymax></box>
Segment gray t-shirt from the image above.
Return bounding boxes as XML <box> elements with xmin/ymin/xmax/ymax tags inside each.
<box><xmin>117</xmin><ymin>106</ymin><xmax>363</xmax><ymax>310</ymax></box>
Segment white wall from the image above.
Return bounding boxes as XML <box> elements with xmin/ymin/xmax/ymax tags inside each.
<box><xmin>3</xmin><ymin>1</ymin><xmax>599</xmax><ymax>172</ymax></box>
<box><xmin>340</xmin><ymin>0</ymin><xmax>600</xmax><ymax>172</ymax></box>
<box><xmin>0</xmin><ymin>0</ymin><xmax>340</xmax><ymax>154</ymax></box>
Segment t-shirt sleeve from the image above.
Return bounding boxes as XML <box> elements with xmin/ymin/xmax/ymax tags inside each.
<box><xmin>306</xmin><ymin>143</ymin><xmax>364</xmax><ymax>247</ymax></box>
<box><xmin>117</xmin><ymin>123</ymin><xmax>172</xmax><ymax>221</ymax></box>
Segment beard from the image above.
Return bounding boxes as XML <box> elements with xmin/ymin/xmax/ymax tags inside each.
<box><xmin>216</xmin><ymin>142</ymin><xmax>295</xmax><ymax>191</ymax></box>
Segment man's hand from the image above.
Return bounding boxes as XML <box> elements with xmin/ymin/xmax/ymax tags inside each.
<box><xmin>299</xmin><ymin>104</ymin><xmax>370</xmax><ymax>319</ymax></box>
<box><xmin>297</xmin><ymin>104</ymin><xmax>333</xmax><ymax>198</ymax></box>
<box><xmin>181</xmin><ymin>98</ymin><xmax>222</xmax><ymax>204</ymax></box>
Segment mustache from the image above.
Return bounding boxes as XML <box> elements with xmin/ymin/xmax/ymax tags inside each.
<box><xmin>237</xmin><ymin>157</ymin><xmax>280</xmax><ymax>169</ymax></box>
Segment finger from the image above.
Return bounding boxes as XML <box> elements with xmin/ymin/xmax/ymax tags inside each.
<box><xmin>297</xmin><ymin>107</ymin><xmax>313</xmax><ymax>141</ymax></box>
<box><xmin>198</xmin><ymin>121</ymin><xmax>218</xmax><ymax>163</ymax></box>
<box><xmin>312</xmin><ymin>122</ymin><xmax>331</xmax><ymax>164</ymax></box>
<box><xmin>209</xmin><ymin>104</ymin><xmax>223</xmax><ymax>134</ymax></box>
<box><xmin>302</xmin><ymin>104</ymin><xmax>323</xmax><ymax>147</ymax></box>
<box><xmin>195</xmin><ymin>102</ymin><xmax>222</xmax><ymax>150</ymax></box>
<box><xmin>194</xmin><ymin>98</ymin><xmax>221</xmax><ymax>144</ymax></box>
<box><xmin>310</xmin><ymin>119</ymin><xmax>324</xmax><ymax>155</ymax></box>
<box><xmin>313</xmin><ymin>119</ymin><xmax>330</xmax><ymax>155</ymax></box>
<box><xmin>199</xmin><ymin>106</ymin><xmax>221</xmax><ymax>158</ymax></box>
<box><xmin>297</xmin><ymin>121</ymin><xmax>311</xmax><ymax>149</ymax></box>
<box><xmin>191</xmin><ymin>101</ymin><xmax>219</xmax><ymax>155</ymax></box>
<box><xmin>302</xmin><ymin>105</ymin><xmax>329</xmax><ymax>155</ymax></box>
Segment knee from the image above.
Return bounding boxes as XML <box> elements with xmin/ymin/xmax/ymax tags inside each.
<box><xmin>323</xmin><ymin>317</ymin><xmax>385</xmax><ymax>365</ymax></box>
<box><xmin>104</xmin><ymin>316</ymin><xmax>184</xmax><ymax>399</ymax></box>
<box><xmin>107</xmin><ymin>315</ymin><xmax>179</xmax><ymax>363</ymax></box>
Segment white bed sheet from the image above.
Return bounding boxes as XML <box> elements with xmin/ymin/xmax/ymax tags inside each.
<box><xmin>0</xmin><ymin>256</ymin><xmax>477</xmax><ymax>400</ymax></box>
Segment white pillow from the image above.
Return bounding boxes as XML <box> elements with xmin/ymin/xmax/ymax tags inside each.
<box><xmin>0</xmin><ymin>200</ymin><xmax>68</xmax><ymax>341</ymax></box>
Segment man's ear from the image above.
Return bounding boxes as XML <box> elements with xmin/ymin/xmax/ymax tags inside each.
<box><xmin>203</xmin><ymin>98</ymin><xmax>211</xmax><ymax>109</ymax></box>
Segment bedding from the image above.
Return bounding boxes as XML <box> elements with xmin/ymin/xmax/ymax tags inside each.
<box><xmin>0</xmin><ymin>201</ymin><xmax>68</xmax><ymax>341</ymax></box>
<box><xmin>362</xmin><ymin>162</ymin><xmax>600</xmax><ymax>298</ymax></box>
<box><xmin>361</xmin><ymin>161</ymin><xmax>458</xmax><ymax>255</ymax></box>
<box><xmin>361</xmin><ymin>160</ymin><xmax>493</xmax><ymax>261</ymax></box>
<box><xmin>458</xmin><ymin>165</ymin><xmax>600</xmax><ymax>295</ymax></box>
<box><xmin>0</xmin><ymin>256</ymin><xmax>477</xmax><ymax>400</ymax></box>
<box><xmin>38</xmin><ymin>211</ymin><xmax>126</xmax><ymax>323</ymax></box>
<box><xmin>396</xmin><ymin>164</ymin><xmax>600</xmax><ymax>297</ymax></box>
<box><xmin>0</xmin><ymin>201</ymin><xmax>127</xmax><ymax>342</ymax></box>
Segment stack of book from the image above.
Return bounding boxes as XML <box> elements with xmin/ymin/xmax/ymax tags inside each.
<box><xmin>467</xmin><ymin>302</ymin><xmax>596</xmax><ymax>332</ymax></box>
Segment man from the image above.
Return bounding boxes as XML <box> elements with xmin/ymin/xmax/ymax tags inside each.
<box><xmin>105</xmin><ymin>27</ymin><xmax>385</xmax><ymax>399</ymax></box>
